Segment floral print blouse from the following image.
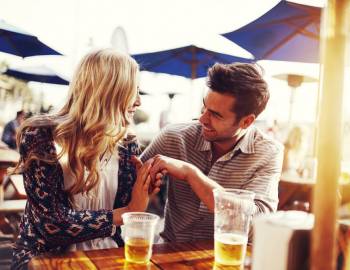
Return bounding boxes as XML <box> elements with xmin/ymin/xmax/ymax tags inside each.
<box><xmin>11</xmin><ymin>127</ymin><xmax>140</xmax><ymax>270</ymax></box>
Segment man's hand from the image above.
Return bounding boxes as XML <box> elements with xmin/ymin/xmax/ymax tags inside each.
<box><xmin>149</xmin><ymin>154</ymin><xmax>194</xmax><ymax>182</ymax></box>
<box><xmin>146</xmin><ymin>154</ymin><xmax>222</xmax><ymax>212</ymax></box>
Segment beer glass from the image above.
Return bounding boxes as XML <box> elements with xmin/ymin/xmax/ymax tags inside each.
<box><xmin>122</xmin><ymin>212</ymin><xmax>159</xmax><ymax>264</ymax></box>
<box><xmin>213</xmin><ymin>188</ymin><xmax>255</xmax><ymax>267</ymax></box>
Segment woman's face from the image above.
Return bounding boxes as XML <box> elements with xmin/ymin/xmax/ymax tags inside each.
<box><xmin>127</xmin><ymin>86</ymin><xmax>141</xmax><ymax>118</ymax></box>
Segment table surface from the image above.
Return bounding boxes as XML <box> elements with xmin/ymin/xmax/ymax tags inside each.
<box><xmin>29</xmin><ymin>240</ymin><xmax>252</xmax><ymax>270</ymax></box>
<box><xmin>0</xmin><ymin>199</ymin><xmax>26</xmax><ymax>213</ymax></box>
<box><xmin>279</xmin><ymin>175</ymin><xmax>350</xmax><ymax>211</ymax></box>
<box><xmin>6</xmin><ymin>174</ymin><xmax>26</xmax><ymax>197</ymax></box>
<box><xmin>0</xmin><ymin>148</ymin><xmax>19</xmax><ymax>165</ymax></box>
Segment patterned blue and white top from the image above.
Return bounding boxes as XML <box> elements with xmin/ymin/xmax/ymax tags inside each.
<box><xmin>11</xmin><ymin>126</ymin><xmax>140</xmax><ymax>270</ymax></box>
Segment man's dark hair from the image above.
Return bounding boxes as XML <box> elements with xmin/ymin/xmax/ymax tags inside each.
<box><xmin>16</xmin><ymin>110</ymin><xmax>25</xmax><ymax>118</ymax></box>
<box><xmin>206</xmin><ymin>62</ymin><xmax>269</xmax><ymax>120</ymax></box>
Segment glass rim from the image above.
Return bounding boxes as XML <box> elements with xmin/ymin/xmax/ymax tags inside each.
<box><xmin>122</xmin><ymin>212</ymin><xmax>160</xmax><ymax>223</ymax></box>
<box><xmin>213</xmin><ymin>188</ymin><xmax>255</xmax><ymax>196</ymax></box>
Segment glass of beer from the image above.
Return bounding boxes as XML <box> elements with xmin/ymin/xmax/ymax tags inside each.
<box><xmin>213</xmin><ymin>188</ymin><xmax>255</xmax><ymax>267</ymax></box>
<box><xmin>122</xmin><ymin>212</ymin><xmax>159</xmax><ymax>264</ymax></box>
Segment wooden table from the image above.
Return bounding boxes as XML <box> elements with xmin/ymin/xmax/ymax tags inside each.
<box><xmin>278</xmin><ymin>176</ymin><xmax>314</xmax><ymax>211</ymax></box>
<box><xmin>279</xmin><ymin>176</ymin><xmax>350</xmax><ymax>212</ymax></box>
<box><xmin>0</xmin><ymin>199</ymin><xmax>26</xmax><ymax>214</ymax></box>
<box><xmin>3</xmin><ymin>174</ymin><xmax>26</xmax><ymax>199</ymax></box>
<box><xmin>0</xmin><ymin>147</ymin><xmax>19</xmax><ymax>169</ymax></box>
<box><xmin>0</xmin><ymin>147</ymin><xmax>20</xmax><ymax>201</ymax></box>
<box><xmin>0</xmin><ymin>199</ymin><xmax>26</xmax><ymax>238</ymax></box>
<box><xmin>0</xmin><ymin>148</ymin><xmax>23</xmax><ymax>238</ymax></box>
<box><xmin>29</xmin><ymin>240</ymin><xmax>252</xmax><ymax>270</ymax></box>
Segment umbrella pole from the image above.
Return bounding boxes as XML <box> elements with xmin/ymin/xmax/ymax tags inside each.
<box><xmin>311</xmin><ymin>0</ymin><xmax>348</xmax><ymax>269</ymax></box>
<box><xmin>288</xmin><ymin>86</ymin><xmax>296</xmax><ymax>124</ymax></box>
<box><xmin>190</xmin><ymin>46</ymin><xmax>197</xmax><ymax>80</ymax></box>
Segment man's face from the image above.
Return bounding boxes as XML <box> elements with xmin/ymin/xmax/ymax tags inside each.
<box><xmin>17</xmin><ymin>114</ymin><xmax>25</xmax><ymax>124</ymax></box>
<box><xmin>199</xmin><ymin>90</ymin><xmax>242</xmax><ymax>143</ymax></box>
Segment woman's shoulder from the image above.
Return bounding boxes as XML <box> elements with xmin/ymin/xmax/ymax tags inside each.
<box><xmin>21</xmin><ymin>115</ymin><xmax>57</xmax><ymax>138</ymax></box>
<box><xmin>21</xmin><ymin>126</ymin><xmax>54</xmax><ymax>143</ymax></box>
<box><xmin>19</xmin><ymin>124</ymin><xmax>56</xmax><ymax>158</ymax></box>
<box><xmin>118</xmin><ymin>133</ymin><xmax>140</xmax><ymax>156</ymax></box>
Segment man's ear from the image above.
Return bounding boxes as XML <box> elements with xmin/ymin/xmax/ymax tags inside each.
<box><xmin>239</xmin><ymin>114</ymin><xmax>256</xmax><ymax>129</ymax></box>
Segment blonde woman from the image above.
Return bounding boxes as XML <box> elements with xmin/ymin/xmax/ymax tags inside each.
<box><xmin>282</xmin><ymin>126</ymin><xmax>306</xmax><ymax>176</ymax></box>
<box><xmin>11</xmin><ymin>49</ymin><xmax>159</xmax><ymax>270</ymax></box>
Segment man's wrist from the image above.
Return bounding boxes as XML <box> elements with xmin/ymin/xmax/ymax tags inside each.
<box><xmin>184</xmin><ymin>163</ymin><xmax>200</xmax><ymax>182</ymax></box>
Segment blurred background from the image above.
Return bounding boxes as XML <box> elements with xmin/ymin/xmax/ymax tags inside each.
<box><xmin>2</xmin><ymin>1</ymin><xmax>350</xmax><ymax>268</ymax></box>
<box><xmin>0</xmin><ymin>1</ymin><xmax>332</xmax><ymax>146</ymax></box>
<box><xmin>0</xmin><ymin>0</ymin><xmax>350</xmax><ymax>198</ymax></box>
<box><xmin>1</xmin><ymin>0</ymin><xmax>349</xmax><ymax>194</ymax></box>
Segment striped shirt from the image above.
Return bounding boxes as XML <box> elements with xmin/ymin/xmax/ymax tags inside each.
<box><xmin>141</xmin><ymin>122</ymin><xmax>283</xmax><ymax>242</ymax></box>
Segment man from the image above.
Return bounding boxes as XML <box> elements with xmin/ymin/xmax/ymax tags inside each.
<box><xmin>141</xmin><ymin>63</ymin><xmax>283</xmax><ymax>242</ymax></box>
<box><xmin>1</xmin><ymin>110</ymin><xmax>25</xmax><ymax>149</ymax></box>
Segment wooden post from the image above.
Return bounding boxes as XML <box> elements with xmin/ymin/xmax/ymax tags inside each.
<box><xmin>311</xmin><ymin>1</ymin><xmax>349</xmax><ymax>270</ymax></box>
<box><xmin>190</xmin><ymin>46</ymin><xmax>197</xmax><ymax>80</ymax></box>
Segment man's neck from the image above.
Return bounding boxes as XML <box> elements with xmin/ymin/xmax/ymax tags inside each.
<box><xmin>211</xmin><ymin>131</ymin><xmax>247</xmax><ymax>163</ymax></box>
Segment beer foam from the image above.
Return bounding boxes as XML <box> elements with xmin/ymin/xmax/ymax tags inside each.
<box><xmin>215</xmin><ymin>232</ymin><xmax>247</xmax><ymax>245</ymax></box>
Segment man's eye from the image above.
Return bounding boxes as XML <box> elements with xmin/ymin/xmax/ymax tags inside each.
<box><xmin>212</xmin><ymin>112</ymin><xmax>223</xmax><ymax>119</ymax></box>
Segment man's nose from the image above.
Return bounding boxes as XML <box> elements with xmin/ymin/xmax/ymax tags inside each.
<box><xmin>199</xmin><ymin>109</ymin><xmax>209</xmax><ymax>124</ymax></box>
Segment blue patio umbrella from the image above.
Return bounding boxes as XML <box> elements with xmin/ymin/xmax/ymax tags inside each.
<box><xmin>0</xmin><ymin>20</ymin><xmax>61</xmax><ymax>57</ymax></box>
<box><xmin>4</xmin><ymin>65</ymin><xmax>69</xmax><ymax>85</ymax></box>
<box><xmin>132</xmin><ymin>44</ymin><xmax>252</xmax><ymax>79</ymax></box>
<box><xmin>222</xmin><ymin>0</ymin><xmax>321</xmax><ymax>63</ymax></box>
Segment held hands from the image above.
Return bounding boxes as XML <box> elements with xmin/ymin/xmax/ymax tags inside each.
<box><xmin>149</xmin><ymin>154</ymin><xmax>193</xmax><ymax>182</ymax></box>
<box><xmin>127</xmin><ymin>157</ymin><xmax>162</xmax><ymax>212</ymax></box>
<box><xmin>131</xmin><ymin>156</ymin><xmax>162</xmax><ymax>195</ymax></box>
<box><xmin>127</xmin><ymin>154</ymin><xmax>192</xmax><ymax>212</ymax></box>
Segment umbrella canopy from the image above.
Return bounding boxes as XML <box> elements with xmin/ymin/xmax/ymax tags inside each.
<box><xmin>4</xmin><ymin>65</ymin><xmax>69</xmax><ymax>85</ymax></box>
<box><xmin>222</xmin><ymin>0</ymin><xmax>321</xmax><ymax>63</ymax></box>
<box><xmin>133</xmin><ymin>45</ymin><xmax>252</xmax><ymax>79</ymax></box>
<box><xmin>0</xmin><ymin>20</ymin><xmax>61</xmax><ymax>57</ymax></box>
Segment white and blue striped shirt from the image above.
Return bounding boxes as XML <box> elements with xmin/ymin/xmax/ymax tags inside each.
<box><xmin>141</xmin><ymin>121</ymin><xmax>283</xmax><ymax>242</ymax></box>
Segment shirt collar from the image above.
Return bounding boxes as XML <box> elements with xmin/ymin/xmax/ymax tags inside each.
<box><xmin>234</xmin><ymin>126</ymin><xmax>256</xmax><ymax>155</ymax></box>
<box><xmin>195</xmin><ymin>125</ymin><xmax>256</xmax><ymax>160</ymax></box>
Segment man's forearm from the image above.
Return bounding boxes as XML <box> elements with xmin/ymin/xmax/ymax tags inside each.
<box><xmin>184</xmin><ymin>164</ymin><xmax>223</xmax><ymax>212</ymax></box>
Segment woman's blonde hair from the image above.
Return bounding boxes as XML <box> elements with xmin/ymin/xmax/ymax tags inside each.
<box><xmin>16</xmin><ymin>49</ymin><xmax>139</xmax><ymax>198</ymax></box>
<box><xmin>284</xmin><ymin>126</ymin><xmax>304</xmax><ymax>152</ymax></box>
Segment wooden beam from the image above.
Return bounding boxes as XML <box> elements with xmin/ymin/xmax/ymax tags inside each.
<box><xmin>311</xmin><ymin>1</ymin><xmax>349</xmax><ymax>270</ymax></box>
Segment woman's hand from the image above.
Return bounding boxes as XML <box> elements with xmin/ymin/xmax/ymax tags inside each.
<box><xmin>131</xmin><ymin>156</ymin><xmax>162</xmax><ymax>195</ymax></box>
<box><xmin>127</xmin><ymin>157</ymin><xmax>160</xmax><ymax>212</ymax></box>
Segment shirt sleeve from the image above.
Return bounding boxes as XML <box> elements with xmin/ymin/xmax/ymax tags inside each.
<box><xmin>243</xmin><ymin>143</ymin><xmax>284</xmax><ymax>214</ymax></box>
<box><xmin>140</xmin><ymin>127</ymin><xmax>169</xmax><ymax>163</ymax></box>
<box><xmin>20</xmin><ymin>127</ymin><xmax>116</xmax><ymax>247</ymax></box>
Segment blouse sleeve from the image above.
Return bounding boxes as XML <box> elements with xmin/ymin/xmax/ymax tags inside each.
<box><xmin>20</xmin><ymin>127</ymin><xmax>116</xmax><ymax>247</ymax></box>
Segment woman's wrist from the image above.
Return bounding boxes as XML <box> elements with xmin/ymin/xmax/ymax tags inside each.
<box><xmin>126</xmin><ymin>201</ymin><xmax>145</xmax><ymax>213</ymax></box>
<box><xmin>112</xmin><ymin>206</ymin><xmax>129</xmax><ymax>225</ymax></box>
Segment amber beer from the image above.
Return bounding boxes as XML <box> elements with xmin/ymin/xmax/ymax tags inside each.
<box><xmin>125</xmin><ymin>237</ymin><xmax>151</xmax><ymax>263</ymax></box>
<box><xmin>214</xmin><ymin>233</ymin><xmax>248</xmax><ymax>266</ymax></box>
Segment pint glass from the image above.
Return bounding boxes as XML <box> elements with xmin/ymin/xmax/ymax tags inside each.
<box><xmin>122</xmin><ymin>212</ymin><xmax>159</xmax><ymax>264</ymax></box>
<box><xmin>213</xmin><ymin>188</ymin><xmax>255</xmax><ymax>267</ymax></box>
